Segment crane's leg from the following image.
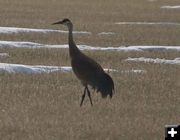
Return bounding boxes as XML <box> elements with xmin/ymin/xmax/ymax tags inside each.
<box><xmin>86</xmin><ymin>86</ymin><xmax>93</xmax><ymax>106</ymax></box>
<box><xmin>80</xmin><ymin>87</ymin><xmax>86</xmax><ymax>107</ymax></box>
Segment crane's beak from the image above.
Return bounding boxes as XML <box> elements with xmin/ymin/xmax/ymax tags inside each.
<box><xmin>52</xmin><ymin>21</ymin><xmax>63</xmax><ymax>25</ymax></box>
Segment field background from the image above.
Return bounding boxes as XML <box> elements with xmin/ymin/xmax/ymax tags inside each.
<box><xmin>0</xmin><ymin>0</ymin><xmax>180</xmax><ymax>139</ymax></box>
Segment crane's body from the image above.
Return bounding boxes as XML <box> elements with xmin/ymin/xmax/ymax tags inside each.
<box><xmin>52</xmin><ymin>18</ymin><xmax>114</xmax><ymax>106</ymax></box>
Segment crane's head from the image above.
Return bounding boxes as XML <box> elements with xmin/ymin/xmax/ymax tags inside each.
<box><xmin>52</xmin><ymin>18</ymin><xmax>72</xmax><ymax>27</ymax></box>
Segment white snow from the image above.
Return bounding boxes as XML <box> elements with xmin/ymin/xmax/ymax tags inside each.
<box><xmin>0</xmin><ymin>62</ymin><xmax>147</xmax><ymax>74</ymax></box>
<box><xmin>121</xmin><ymin>69</ymin><xmax>146</xmax><ymax>74</ymax></box>
<box><xmin>1</xmin><ymin>41</ymin><xmax>180</xmax><ymax>52</ymax></box>
<box><xmin>161</xmin><ymin>5</ymin><xmax>180</xmax><ymax>9</ymax></box>
<box><xmin>0</xmin><ymin>63</ymin><xmax>71</xmax><ymax>74</ymax></box>
<box><xmin>0</xmin><ymin>26</ymin><xmax>91</xmax><ymax>35</ymax></box>
<box><xmin>0</xmin><ymin>53</ymin><xmax>9</xmax><ymax>58</ymax></box>
<box><xmin>125</xmin><ymin>57</ymin><xmax>180</xmax><ymax>65</ymax></box>
<box><xmin>97</xmin><ymin>32</ymin><xmax>116</xmax><ymax>36</ymax></box>
<box><xmin>129</xmin><ymin>45</ymin><xmax>180</xmax><ymax>52</ymax></box>
<box><xmin>0</xmin><ymin>63</ymin><xmax>117</xmax><ymax>74</ymax></box>
<box><xmin>0</xmin><ymin>41</ymin><xmax>45</xmax><ymax>48</ymax></box>
<box><xmin>115</xmin><ymin>22</ymin><xmax>180</xmax><ymax>26</ymax></box>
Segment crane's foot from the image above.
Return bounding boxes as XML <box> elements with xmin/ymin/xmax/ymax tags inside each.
<box><xmin>86</xmin><ymin>87</ymin><xmax>93</xmax><ymax>106</ymax></box>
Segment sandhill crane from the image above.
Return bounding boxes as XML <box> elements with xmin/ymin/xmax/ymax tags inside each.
<box><xmin>52</xmin><ymin>18</ymin><xmax>114</xmax><ymax>106</ymax></box>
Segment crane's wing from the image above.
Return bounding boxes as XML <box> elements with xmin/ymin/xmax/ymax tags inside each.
<box><xmin>71</xmin><ymin>53</ymin><xmax>114</xmax><ymax>98</ymax></box>
<box><xmin>71</xmin><ymin>52</ymin><xmax>104</xmax><ymax>84</ymax></box>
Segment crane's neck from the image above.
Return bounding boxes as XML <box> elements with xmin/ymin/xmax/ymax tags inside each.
<box><xmin>67</xmin><ymin>24</ymin><xmax>80</xmax><ymax>59</ymax></box>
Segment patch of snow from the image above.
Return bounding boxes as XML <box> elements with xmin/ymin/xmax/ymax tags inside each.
<box><xmin>125</xmin><ymin>57</ymin><xmax>180</xmax><ymax>65</ymax></box>
<box><xmin>175</xmin><ymin>58</ymin><xmax>180</xmax><ymax>60</ymax></box>
<box><xmin>0</xmin><ymin>53</ymin><xmax>9</xmax><ymax>58</ymax></box>
<box><xmin>97</xmin><ymin>32</ymin><xmax>116</xmax><ymax>36</ymax></box>
<box><xmin>121</xmin><ymin>69</ymin><xmax>146</xmax><ymax>74</ymax></box>
<box><xmin>77</xmin><ymin>45</ymin><xmax>136</xmax><ymax>51</ymax></box>
<box><xmin>130</xmin><ymin>46</ymin><xmax>180</xmax><ymax>52</ymax></box>
<box><xmin>0</xmin><ymin>63</ymin><xmax>117</xmax><ymax>74</ymax></box>
<box><xmin>104</xmin><ymin>68</ymin><xmax>118</xmax><ymax>72</ymax></box>
<box><xmin>0</xmin><ymin>63</ymin><xmax>71</xmax><ymax>74</ymax></box>
<box><xmin>161</xmin><ymin>5</ymin><xmax>180</xmax><ymax>9</ymax></box>
<box><xmin>115</xmin><ymin>22</ymin><xmax>180</xmax><ymax>26</ymax></box>
<box><xmin>1</xmin><ymin>41</ymin><xmax>180</xmax><ymax>52</ymax></box>
<box><xmin>0</xmin><ymin>26</ymin><xmax>91</xmax><ymax>35</ymax></box>
<box><xmin>0</xmin><ymin>41</ymin><xmax>44</xmax><ymax>48</ymax></box>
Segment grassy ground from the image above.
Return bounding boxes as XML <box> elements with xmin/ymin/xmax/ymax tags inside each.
<box><xmin>0</xmin><ymin>0</ymin><xmax>180</xmax><ymax>140</ymax></box>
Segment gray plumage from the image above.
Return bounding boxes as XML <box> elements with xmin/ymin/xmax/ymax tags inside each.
<box><xmin>52</xmin><ymin>18</ymin><xmax>114</xmax><ymax>106</ymax></box>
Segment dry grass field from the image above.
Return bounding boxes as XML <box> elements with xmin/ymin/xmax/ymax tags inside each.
<box><xmin>0</xmin><ymin>0</ymin><xmax>180</xmax><ymax>140</ymax></box>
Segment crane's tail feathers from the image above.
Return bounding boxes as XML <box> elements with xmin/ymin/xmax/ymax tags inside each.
<box><xmin>97</xmin><ymin>73</ymin><xmax>114</xmax><ymax>98</ymax></box>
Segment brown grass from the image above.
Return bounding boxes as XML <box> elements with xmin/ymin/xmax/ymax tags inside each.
<box><xmin>1</xmin><ymin>0</ymin><xmax>180</xmax><ymax>46</ymax></box>
<box><xmin>0</xmin><ymin>0</ymin><xmax>180</xmax><ymax>140</ymax></box>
